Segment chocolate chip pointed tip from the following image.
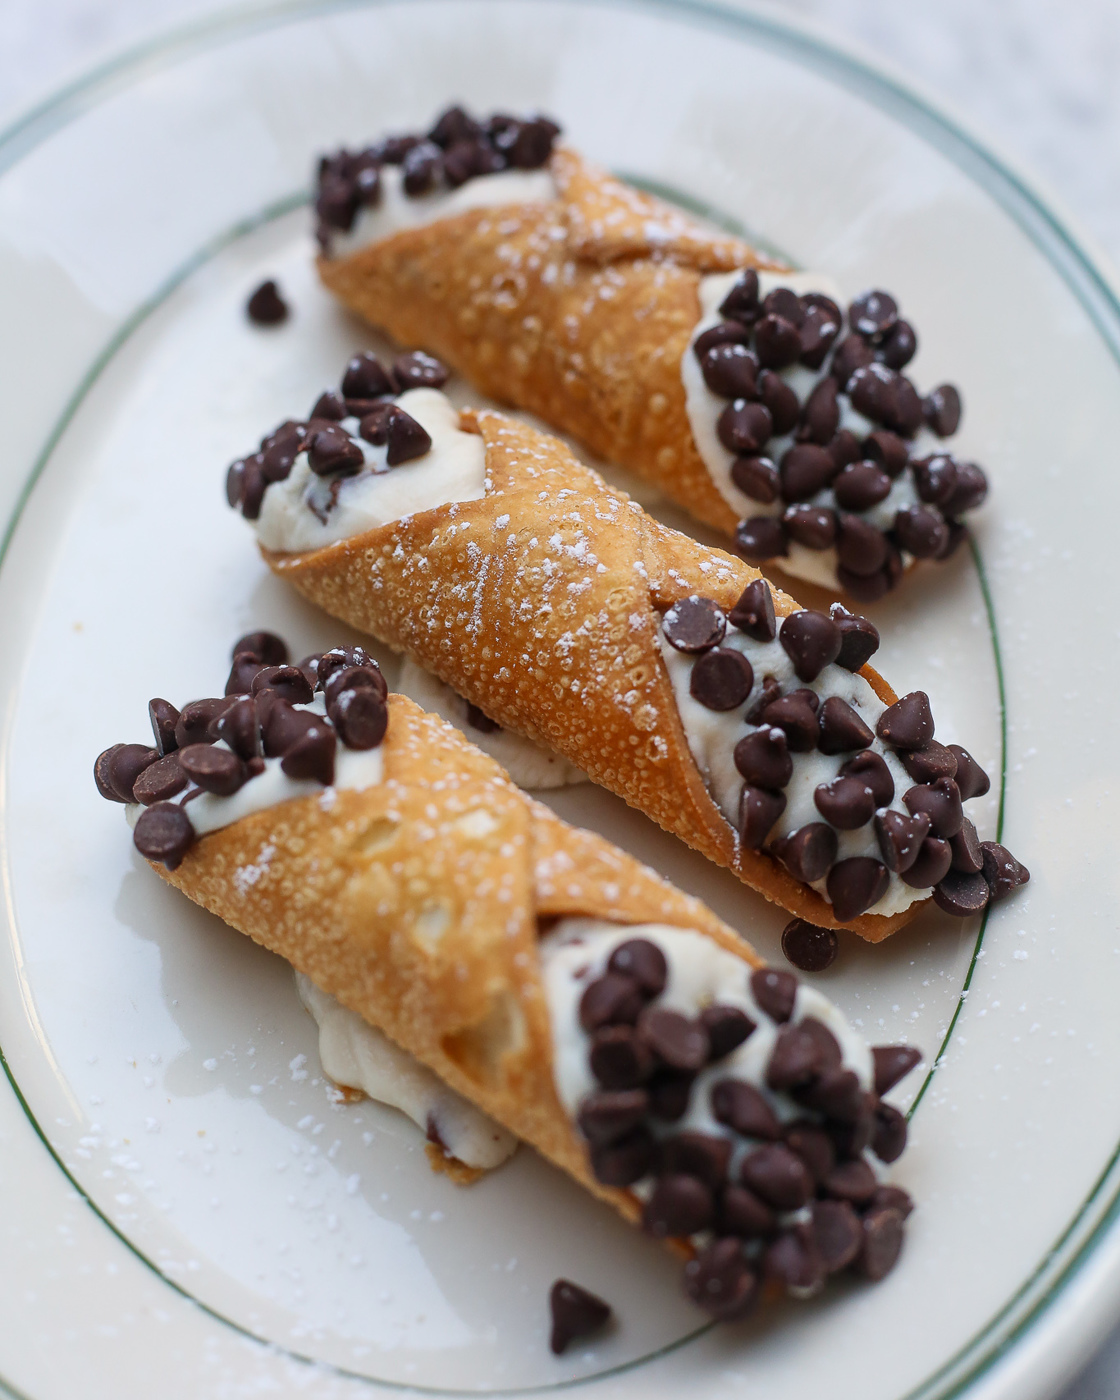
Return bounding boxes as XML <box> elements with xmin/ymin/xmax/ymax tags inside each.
<box><xmin>246</xmin><ymin>279</ymin><xmax>289</xmax><ymax>326</ymax></box>
<box><xmin>548</xmin><ymin>1279</ymin><xmax>612</xmax><ymax>1354</ymax></box>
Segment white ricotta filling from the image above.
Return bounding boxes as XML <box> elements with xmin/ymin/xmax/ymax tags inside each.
<box><xmin>326</xmin><ymin>164</ymin><xmax>557</xmax><ymax>259</ymax></box>
<box><xmin>682</xmin><ymin>270</ymin><xmax>940</xmax><ymax>589</ymax></box>
<box><xmin>395</xmin><ymin>658</ymin><xmax>587</xmax><ymax>791</ymax></box>
<box><xmin>296</xmin><ymin>973</ymin><xmax>518</xmax><ymax>1171</ymax></box>
<box><xmin>657</xmin><ymin>630</ymin><xmax>923</xmax><ymax>918</ymax></box>
<box><xmin>254</xmin><ymin>388</ymin><xmax>486</xmax><ymax>553</ymax></box>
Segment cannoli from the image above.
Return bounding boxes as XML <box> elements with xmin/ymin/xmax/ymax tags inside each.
<box><xmin>225</xmin><ymin>355</ymin><xmax>1027</xmax><ymax>937</ymax></box>
<box><xmin>95</xmin><ymin>636</ymin><xmax>926</xmax><ymax>1319</ymax></box>
<box><xmin>314</xmin><ymin>106</ymin><xmax>988</xmax><ymax>600</ymax></box>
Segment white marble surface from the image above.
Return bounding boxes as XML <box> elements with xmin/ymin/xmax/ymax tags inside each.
<box><xmin>1</xmin><ymin>1</ymin><xmax>1118</xmax><ymax>1396</ymax></box>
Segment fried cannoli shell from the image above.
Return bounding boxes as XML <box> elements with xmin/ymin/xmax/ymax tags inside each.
<box><xmin>318</xmin><ymin>148</ymin><xmax>782</xmax><ymax>537</ymax></box>
<box><xmin>154</xmin><ymin>694</ymin><xmax>756</xmax><ymax>1224</ymax></box>
<box><xmin>263</xmin><ymin>408</ymin><xmax>912</xmax><ymax>942</ymax></box>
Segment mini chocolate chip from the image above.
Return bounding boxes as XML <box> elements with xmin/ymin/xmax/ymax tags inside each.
<box><xmin>871</xmin><ymin>1185</ymin><xmax>914</xmax><ymax>1219</ymax></box>
<box><xmin>643</xmin><ymin>1174</ymin><xmax>713</xmax><ymax>1238</ymax></box>
<box><xmin>694</xmin><ymin>320</ymin><xmax>753</xmax><ymax>361</ymax></box>
<box><xmin>797</xmin><ymin>1066</ymin><xmax>863</xmax><ymax>1124</ymax></box>
<box><xmin>755</xmin><ymin>314</ymin><xmax>802</xmax><ymax>370</ymax></box>
<box><xmin>730</xmin><ymin>455</ymin><xmax>779</xmax><ymax>503</ymax></box>
<box><xmin>871</xmin><ymin>1103</ymin><xmax>908</xmax><ymax>1163</ymax></box>
<box><xmin>849</xmin><ymin>289</ymin><xmax>898</xmax><ymax>340</ymax></box>
<box><xmin>771</xmin><ymin>822</ymin><xmax>838</xmax><ymax>883</ymax></box>
<box><xmin>827</xmin><ymin>857</ymin><xmax>890</xmax><ymax>920</ymax></box>
<box><xmin>836</xmin><ymin>514</ymin><xmax>889</xmax><ymax>577</ymax></box>
<box><xmin>904</xmin><ymin>777</ymin><xmax>963</xmax><ymax>838</ymax></box>
<box><xmin>877</xmin><ymin>691</ymin><xmax>935</xmax><ymax>750</ymax></box>
<box><xmin>352</xmin><ymin>162</ymin><xmax>380</xmax><ymax>206</ymax></box>
<box><xmin>148</xmin><ymin>698</ymin><xmax>180</xmax><ymax>755</ymax></box>
<box><xmin>383</xmin><ymin>405</ymin><xmax>432</xmax><ymax>465</ymax></box>
<box><xmin>700</xmin><ymin>342</ymin><xmax>759</xmax><ymax>399</ymax></box>
<box><xmin>392</xmin><ymin>350</ymin><xmax>449</xmax><ymax>391</ymax></box>
<box><xmin>307</xmin><ymin>424</ymin><xmax>364</xmax><ymax>477</ymax></box>
<box><xmin>719</xmin><ymin>1185</ymin><xmax>777</xmax><ymax>1238</ymax></box>
<box><xmin>443</xmin><ymin>137</ymin><xmax>504</xmax><ymax>186</ymax></box>
<box><xmin>589</xmin><ymin>1125</ymin><xmax>656</xmax><ymax>1186</ymax></box>
<box><xmin>757</xmin><ymin>370</ymin><xmax>800</xmax><ymax>435</ymax></box>
<box><xmin>233</xmin><ymin>630</ymin><xmax>288</xmax><ymax>666</ymax></box>
<box><xmin>356</xmin><ymin>403</ymin><xmax>393</xmax><ymax>447</ymax></box>
<box><xmin>862</xmin><ymin>429</ymin><xmax>910</xmax><ymax>477</ymax></box>
<box><xmin>225</xmin><ymin>458</ymin><xmax>247</xmax><ymax>509</ymax></box>
<box><xmin>798</xmin><ymin>376</ymin><xmax>840</xmax><ymax>444</ymax></box>
<box><xmin>828</xmin><ymin>430</ymin><xmax>861</xmax><ymax>472</ymax></box>
<box><xmin>923</xmin><ymin>383</ymin><xmax>961</xmax><ymax>436</ymax></box>
<box><xmin>132</xmin><ymin>753</ymin><xmax>187</xmax><ymax>805</ymax></box>
<box><xmin>736</xmin><ymin>515</ymin><xmax>788</xmax><ymax>563</ymax></box>
<box><xmin>837</xmin><ymin>562</ymin><xmax>893</xmax><ymax>603</ymax></box>
<box><xmin>900</xmin><ymin>742</ymin><xmax>958</xmax><ymax>785</ymax></box>
<box><xmin>589</xmin><ymin>1025</ymin><xmax>655</xmax><ymax>1089</ymax></box>
<box><xmin>315</xmin><ymin>172</ymin><xmax>357</xmax><ymax>232</ymax></box>
<box><xmin>225</xmin><ymin>652</ymin><xmax>267</xmax><ymax>696</ymax></box>
<box><xmin>309</xmin><ymin>389</ymin><xmax>347</xmax><ymax>421</ymax></box>
<box><xmin>647</xmin><ymin>1069</ymin><xmax>695</xmax><ymax>1121</ymax></box>
<box><xmin>814</xmin><ymin>774</ymin><xmax>876</xmax><ymax>830</ymax></box>
<box><xmin>781</xmin><ymin>919</ymin><xmax>838</xmax><ymax>972</ymax></box>
<box><xmin>711</xmin><ymin>1078</ymin><xmax>781</xmax><ymax>1140</ymax></box>
<box><xmin>802</xmin><ymin>291</ymin><xmax>843</xmax><ymax>326</ymax></box>
<box><xmin>826</xmin><ymin>610</ymin><xmax>878</xmax><ymax>675</ymax></box>
<box><xmin>750</xmin><ymin>966</ymin><xmax>798</xmax><ymax>1023</ymax></box>
<box><xmin>280</xmin><ymin>723</ymin><xmax>336</xmax><ymax>784</ymax></box>
<box><xmin>317</xmin><ymin>646</ymin><xmax>384</xmax><ymax>692</ymax></box>
<box><xmin>833</xmin><ymin>461</ymin><xmax>892</xmax><ymax>512</ymax></box>
<box><xmin>728</xmin><ymin>579</ymin><xmax>776</xmax><ymax>642</ymax></box>
<box><xmin>765</xmin><ymin>1223</ymin><xmax>825</xmax><ymax>1295</ymax></box>
<box><xmin>505</xmin><ymin>115</ymin><xmax>560</xmax><ymax>168</ymax></box>
<box><xmin>895</xmin><ymin>504</ymin><xmax>949</xmax><ymax>559</ymax></box>
<box><xmin>734</xmin><ymin>726</ymin><xmax>792</xmax><ymax>790</ymax></box>
<box><xmin>213</xmin><ymin>696</ymin><xmax>262</xmax><ymax>761</ymax></box>
<box><xmin>783</xmin><ymin>504</ymin><xmax>837</xmax><ymax>549</ymax></box>
<box><xmin>178</xmin><ymin>743</ymin><xmax>248</xmax><ymax>797</ymax></box>
<box><xmin>779</xmin><ymin>443</ymin><xmax>836</xmax><ymax>503</ymax></box>
<box><xmin>579</xmin><ymin>973</ymin><xmax>644</xmax><ymax>1031</ymax></box>
<box><xmin>950</xmin><ymin>816</ymin><xmax>984</xmax><ymax>874</ymax></box>
<box><xmin>879</xmin><ymin>319</ymin><xmax>917</xmax><ymax>369</ymax></box>
<box><xmin>766</xmin><ymin>1024</ymin><xmax>823</xmax><ymax>1091</ymax></box>
<box><xmin>746</xmin><ymin>674</ymin><xmax>782</xmax><ymax>724</ymax></box>
<box><xmin>831</xmin><ymin>334</ymin><xmax>875</xmax><ymax>389</ymax></box>
<box><xmin>683</xmin><ymin>1238</ymin><xmax>759</xmax><ymax>1322</ymax></box>
<box><xmin>662</xmin><ymin>596</ymin><xmax>726</xmax><ymax>652</ymax></box>
<box><xmin>762</xmin><ymin>287</ymin><xmax>804</xmax><ymax>326</ymax></box>
<box><xmin>662</xmin><ymin>1131</ymin><xmax>733</xmax><ymax>1189</ymax></box>
<box><xmin>778</xmin><ymin>609</ymin><xmax>841</xmax><ymax>682</ymax></box>
<box><xmin>261</xmin><ymin>700</ymin><xmax>318</xmax><ymax>757</ymax></box>
<box><xmin>943</xmin><ymin>461</ymin><xmax>988</xmax><ymax>515</ymax></box>
<box><xmin>739</xmin><ymin>785</ymin><xmax>787</xmax><ymax>849</ymax></box>
<box><xmin>784</xmin><ymin>1120</ymin><xmax>836</xmax><ymax>1182</ymax></box>
<box><xmin>856</xmin><ymin>1207</ymin><xmax>905</xmax><ymax>1280</ymax></box>
<box><xmin>691</xmin><ymin>647</ymin><xmax>754</xmax><ymax>711</ymax></box>
<box><xmin>133</xmin><ymin>801</ymin><xmax>195</xmax><ymax>869</ymax></box>
<box><xmin>548</xmin><ymin>1279</ymin><xmax>611</xmax><ymax>1356</ymax></box>
<box><xmin>717</xmin><ymin>399</ymin><xmax>772</xmax><ymax>455</ymax></box>
<box><xmin>329</xmin><ymin>686</ymin><xmax>387</xmax><ymax>750</ymax></box>
<box><xmin>817</xmin><ymin>696</ymin><xmax>874</xmax><ymax>756</ymax></box>
<box><xmin>401</xmin><ymin>139</ymin><xmax>442</xmax><ymax>194</ymax></box>
<box><xmin>840</xmin><ymin>750</ymin><xmax>894</xmax><ymax>807</ymax></box>
<box><xmin>428</xmin><ymin>104</ymin><xmax>482</xmax><ymax>147</ymax></box>
<box><xmin>246</xmin><ymin>279</ymin><xmax>288</xmax><ymax>326</ymax></box>
<box><xmin>175</xmin><ymin>697</ymin><xmax>233</xmax><ymax>749</ymax></box>
<box><xmin>740</xmin><ymin>1143</ymin><xmax>814</xmax><ymax>1211</ymax></box>
<box><xmin>933</xmin><ymin>868</ymin><xmax>991</xmax><ymax>916</ymax></box>
<box><xmin>638</xmin><ymin>1007</ymin><xmax>710</xmax><ymax>1072</ymax></box>
<box><xmin>872</xmin><ymin>1047</ymin><xmax>922</xmax><ymax>1100</ymax></box>
<box><xmin>812</xmin><ymin>1199</ymin><xmax>863</xmax><ymax>1272</ymax></box>
<box><xmin>849</xmin><ymin>364</ymin><xmax>923</xmax><ymax>435</ymax></box>
<box><xmin>900</xmin><ymin>836</ymin><xmax>953</xmax><ymax>889</ymax></box>
<box><xmin>981</xmin><ymin>842</ymin><xmax>1030</xmax><ymax>900</ymax></box>
<box><xmin>823</xmin><ymin>1157</ymin><xmax>878</xmax><ymax>1205</ymax></box>
<box><xmin>797</xmin><ymin>1016</ymin><xmax>843</xmax><ymax>1068</ymax></box>
<box><xmin>700</xmin><ymin>1005</ymin><xmax>756</xmax><ymax>1060</ymax></box>
<box><xmin>719</xmin><ymin>270</ymin><xmax>760</xmax><ymax>323</ymax></box>
<box><xmin>911</xmin><ymin>453</ymin><xmax>958</xmax><ymax>506</ymax></box>
<box><xmin>799</xmin><ymin>306</ymin><xmax>841</xmax><ymax>370</ymax></box>
<box><xmin>874</xmin><ymin>809</ymin><xmax>931</xmax><ymax>873</ymax></box>
<box><xmin>825</xmin><ymin>1098</ymin><xmax>877</xmax><ymax>1159</ymax></box>
<box><xmin>577</xmin><ymin>1088</ymin><xmax>650</xmax><ymax>1145</ymax></box>
<box><xmin>608</xmin><ymin>939</ymin><xmax>668</xmax><ymax>997</ymax></box>
<box><xmin>252</xmin><ymin>665</ymin><xmax>314</xmax><ymax>706</ymax></box>
<box><xmin>947</xmin><ymin>745</ymin><xmax>990</xmax><ymax>801</ymax></box>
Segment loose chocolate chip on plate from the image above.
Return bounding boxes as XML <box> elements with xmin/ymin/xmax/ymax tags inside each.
<box><xmin>855</xmin><ymin>1207</ymin><xmax>905</xmax><ymax>1281</ymax></box>
<box><xmin>711</xmin><ymin>1078</ymin><xmax>781</xmax><ymax>1140</ymax></box>
<box><xmin>981</xmin><ymin>842</ymin><xmax>1030</xmax><ymax>900</ymax></box>
<box><xmin>579</xmin><ymin>973</ymin><xmax>644</xmax><ymax>1032</ymax></box>
<box><xmin>827</xmin><ymin>857</ymin><xmax>890</xmax><ymax>921</ymax></box>
<box><xmin>783</xmin><ymin>504</ymin><xmax>837</xmax><ymax>549</ymax></box>
<box><xmin>252</xmin><ymin>665</ymin><xmax>315</xmax><ymax>706</ymax></box>
<box><xmin>817</xmin><ymin>696</ymin><xmax>874</xmax><ymax>755</ymax></box>
<box><xmin>771</xmin><ymin>822</ymin><xmax>838</xmax><ymax>884</ymax></box>
<box><xmin>577</xmin><ymin>1089</ymin><xmax>650</xmax><ymax>1145</ymax></box>
<box><xmin>781</xmin><ymin>918</ymin><xmax>838</xmax><ymax>972</ymax></box>
<box><xmin>741</xmin><ymin>1143</ymin><xmax>815</xmax><ymax>1211</ymax></box>
<box><xmin>133</xmin><ymin>801</ymin><xmax>194</xmax><ymax>870</ymax></box>
<box><xmin>661</xmin><ymin>1131</ymin><xmax>733</xmax><ymax>1189</ymax></box>
<box><xmin>728</xmin><ymin>578</ymin><xmax>776</xmax><ymax>642</ymax></box>
<box><xmin>702</xmin><ymin>1006</ymin><xmax>756</xmax><ymax>1060</ymax></box>
<box><xmin>812</xmin><ymin>1200</ymin><xmax>864</xmax><ymax>1273</ymax></box>
<box><xmin>330</xmin><ymin>686</ymin><xmax>388</xmax><ymax>750</ymax></box>
<box><xmin>757</xmin><ymin>370</ymin><xmax>800</xmax><ymax>435</ymax></box>
<box><xmin>132</xmin><ymin>753</ymin><xmax>187</xmax><ymax>806</ymax></box>
<box><xmin>876</xmin><ymin>691</ymin><xmax>935</xmax><ymax>750</ymax></box>
<box><xmin>734</xmin><ymin>726</ymin><xmax>792</xmax><ymax>790</ymax></box>
<box><xmin>608</xmin><ymin>938</ymin><xmax>667</xmax><ymax>996</ymax></box>
<box><xmin>739</xmin><ymin>785</ymin><xmax>787</xmax><ymax>849</ymax></box>
<box><xmin>662</xmin><ymin>596</ymin><xmax>726</xmax><ymax>653</ymax></box>
<box><xmin>798</xmin><ymin>376</ymin><xmax>840</xmax><ymax>444</ymax></box>
<box><xmin>948</xmin><ymin>744</ymin><xmax>990</xmax><ymax>800</ymax></box>
<box><xmin>849</xmin><ymin>289</ymin><xmax>898</xmax><ymax>340</ymax></box>
<box><xmin>779</xmin><ymin>443</ymin><xmax>836</xmax><ymax>502</ymax></box>
<box><xmin>309</xmin><ymin>389</ymin><xmax>348</xmax><ymax>421</ymax></box>
<box><xmin>871</xmin><ymin>1103</ymin><xmax>908</xmax><ymax>1164</ymax></box>
<box><xmin>933</xmin><ymin>868</ymin><xmax>992</xmax><ymax>916</ymax></box>
<box><xmin>766</xmin><ymin>1024</ymin><xmax>823</xmax><ymax>1091</ymax></box>
<box><xmin>923</xmin><ymin>383</ymin><xmax>962</xmax><ymax>437</ymax></box>
<box><xmin>281</xmin><ymin>724</ymin><xmax>337</xmax><ymax>785</ymax></box>
<box><xmin>814</xmin><ymin>774</ymin><xmax>876</xmax><ymax>830</ymax></box>
<box><xmin>730</xmin><ymin>455</ymin><xmax>779</xmax><ymax>503</ymax></box>
<box><xmin>392</xmin><ymin>350</ymin><xmax>449</xmax><ymax>391</ymax></box>
<box><xmin>683</xmin><ymin>1238</ymin><xmax>759</xmax><ymax>1322</ymax></box>
<box><xmin>872</xmin><ymin>1045</ymin><xmax>923</xmax><ymax>1098</ymax></box>
<box><xmin>900</xmin><ymin>836</ymin><xmax>953</xmax><ymax>889</ymax></box>
<box><xmin>950</xmin><ymin>817</ymin><xmax>985</xmax><ymax>874</ymax></box>
<box><xmin>833</xmin><ymin>461</ymin><xmax>892</xmax><ymax>512</ymax></box>
<box><xmin>717</xmin><ymin>399</ymin><xmax>772</xmax><ymax>455</ymax></box>
<box><xmin>148</xmin><ymin>698</ymin><xmax>180</xmax><ymax>755</ymax></box>
<box><xmin>308</xmin><ymin>424</ymin><xmax>364</xmax><ymax>477</ymax></box>
<box><xmin>904</xmin><ymin>777</ymin><xmax>963</xmax><ymax>838</ymax></box>
<box><xmin>691</xmin><ymin>647</ymin><xmax>754</xmax><ymax>711</ymax></box>
<box><xmin>840</xmin><ymin>750</ymin><xmax>895</xmax><ymax>807</ymax></box>
<box><xmin>214</xmin><ymin>696</ymin><xmax>262</xmax><ymax>761</ymax></box>
<box><xmin>874</xmin><ymin>809</ymin><xmax>931</xmax><ymax>873</ymax></box>
<box><xmin>638</xmin><ymin>1007</ymin><xmax>710</xmax><ymax>1072</ymax></box>
<box><xmin>719</xmin><ymin>1185</ymin><xmax>777</xmax><ymax>1239</ymax></box>
<box><xmin>548</xmin><ymin>1279</ymin><xmax>612</xmax><ymax>1356</ymax></box>
<box><xmin>589</xmin><ymin>1025</ymin><xmax>654</xmax><ymax>1089</ymax></box>
<box><xmin>589</xmin><ymin>1125</ymin><xmax>656</xmax><ymax>1186</ymax></box>
<box><xmin>736</xmin><ymin>515</ymin><xmax>788</xmax><ymax>563</ymax></box>
<box><xmin>701</xmin><ymin>342</ymin><xmax>759</xmax><ymax>399</ymax></box>
<box><xmin>643</xmin><ymin>1175</ymin><xmax>713</xmax><ymax>1238</ymax></box>
<box><xmin>719</xmin><ymin>269</ymin><xmax>760</xmax><ymax>323</ymax></box>
<box><xmin>178</xmin><ymin>743</ymin><xmax>248</xmax><ymax>797</ymax></box>
<box><xmin>750</xmin><ymin>966</ymin><xmax>798</xmax><ymax>1023</ymax></box>
<box><xmin>879</xmin><ymin>318</ymin><xmax>917</xmax><ymax>369</ymax></box>
<box><xmin>246</xmin><ymin>279</ymin><xmax>288</xmax><ymax>326</ymax></box>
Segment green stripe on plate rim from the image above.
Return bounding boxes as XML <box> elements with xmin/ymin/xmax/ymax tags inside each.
<box><xmin>0</xmin><ymin>0</ymin><xmax>1111</xmax><ymax>1396</ymax></box>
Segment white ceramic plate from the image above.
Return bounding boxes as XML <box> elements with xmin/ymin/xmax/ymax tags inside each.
<box><xmin>0</xmin><ymin>3</ymin><xmax>1113</xmax><ymax>1397</ymax></box>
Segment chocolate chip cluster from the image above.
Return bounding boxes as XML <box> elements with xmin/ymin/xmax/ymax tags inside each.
<box><xmin>663</xmin><ymin>580</ymin><xmax>1029</xmax><ymax>920</ymax></box>
<box><xmin>695</xmin><ymin>271</ymin><xmax>988</xmax><ymax>599</ymax></box>
<box><xmin>94</xmin><ymin>632</ymin><xmax>388</xmax><ymax>870</ymax></box>
<box><xmin>574</xmin><ymin>937</ymin><xmax>920</xmax><ymax>1318</ymax></box>
<box><xmin>315</xmin><ymin>105</ymin><xmax>561</xmax><ymax>249</ymax></box>
<box><xmin>226</xmin><ymin>350</ymin><xmax>448</xmax><ymax>522</ymax></box>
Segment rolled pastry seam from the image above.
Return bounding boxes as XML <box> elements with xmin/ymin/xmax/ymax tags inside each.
<box><xmin>97</xmin><ymin>680</ymin><xmax>922</xmax><ymax>1318</ymax></box>
<box><xmin>314</xmin><ymin>110</ymin><xmax>985</xmax><ymax>596</ymax></box>
<box><xmin>238</xmin><ymin>378</ymin><xmax>1018</xmax><ymax>935</ymax></box>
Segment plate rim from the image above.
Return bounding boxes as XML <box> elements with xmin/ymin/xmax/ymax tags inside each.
<box><xmin>0</xmin><ymin>3</ymin><xmax>1115</xmax><ymax>1398</ymax></box>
